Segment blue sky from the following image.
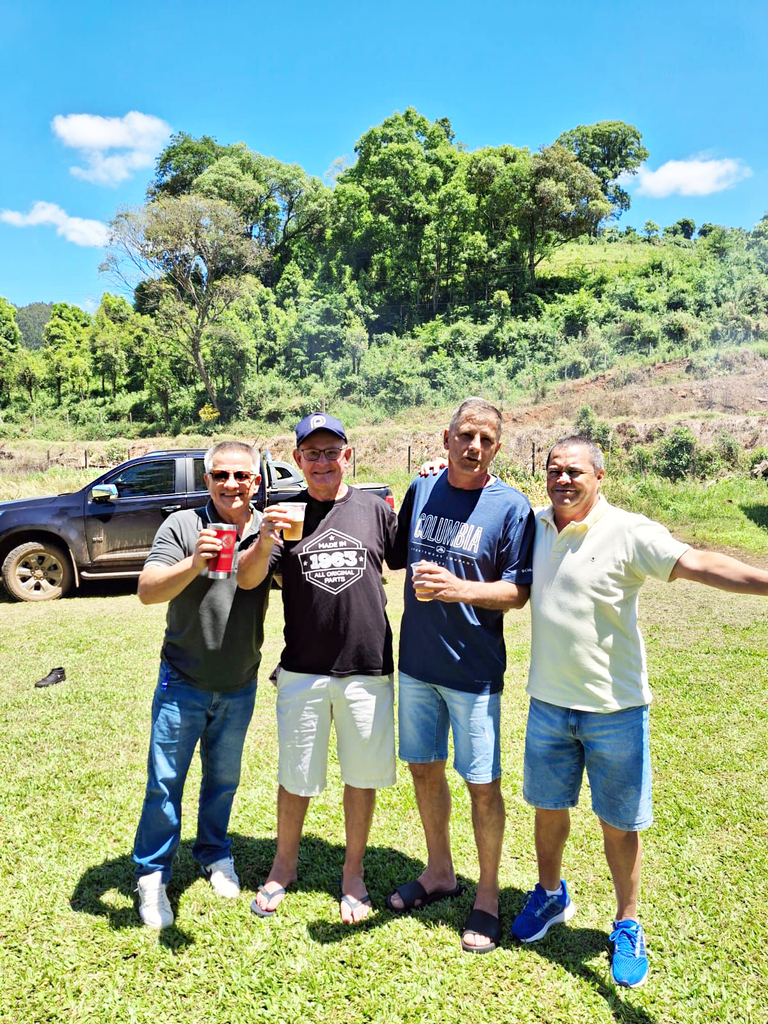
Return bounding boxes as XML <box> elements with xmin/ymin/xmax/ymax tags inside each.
<box><xmin>1</xmin><ymin>0</ymin><xmax>766</xmax><ymax>309</ymax></box>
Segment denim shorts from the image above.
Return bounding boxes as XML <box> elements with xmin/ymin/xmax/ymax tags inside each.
<box><xmin>398</xmin><ymin>671</ymin><xmax>501</xmax><ymax>784</ymax></box>
<box><xmin>523</xmin><ymin>697</ymin><xmax>653</xmax><ymax>831</ymax></box>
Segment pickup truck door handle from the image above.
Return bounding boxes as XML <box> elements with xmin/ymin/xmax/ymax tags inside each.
<box><xmin>162</xmin><ymin>504</ymin><xmax>182</xmax><ymax>514</ymax></box>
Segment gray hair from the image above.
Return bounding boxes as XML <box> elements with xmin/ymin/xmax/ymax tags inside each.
<box><xmin>203</xmin><ymin>441</ymin><xmax>260</xmax><ymax>474</ymax></box>
<box><xmin>546</xmin><ymin>436</ymin><xmax>605</xmax><ymax>473</ymax></box>
<box><xmin>448</xmin><ymin>397</ymin><xmax>503</xmax><ymax>441</ymax></box>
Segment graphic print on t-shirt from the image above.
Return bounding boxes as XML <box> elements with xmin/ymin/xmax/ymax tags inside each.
<box><xmin>411</xmin><ymin>512</ymin><xmax>484</xmax><ymax>572</ymax></box>
<box><xmin>298</xmin><ymin>528</ymin><xmax>368</xmax><ymax>595</ymax></box>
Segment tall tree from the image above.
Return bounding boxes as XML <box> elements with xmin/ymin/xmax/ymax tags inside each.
<box><xmin>41</xmin><ymin>303</ymin><xmax>92</xmax><ymax>404</ymax></box>
<box><xmin>193</xmin><ymin>147</ymin><xmax>331</xmax><ymax>279</ymax></box>
<box><xmin>330</xmin><ymin>108</ymin><xmax>462</xmax><ymax>320</ymax></box>
<box><xmin>0</xmin><ymin>297</ymin><xmax>22</xmax><ymax>404</ymax></box>
<box><xmin>103</xmin><ymin>195</ymin><xmax>265</xmax><ymax>410</ymax></box>
<box><xmin>14</xmin><ymin>301</ymin><xmax>54</xmax><ymax>350</ymax></box>
<box><xmin>148</xmin><ymin>132</ymin><xmax>227</xmax><ymax>199</ymax></box>
<box><xmin>555</xmin><ymin>121</ymin><xmax>648</xmax><ymax>216</ymax></box>
<box><xmin>748</xmin><ymin>212</ymin><xmax>768</xmax><ymax>273</ymax></box>
<box><xmin>89</xmin><ymin>293</ymin><xmax>134</xmax><ymax>396</ymax></box>
<box><xmin>514</xmin><ymin>145</ymin><xmax>612</xmax><ymax>282</ymax></box>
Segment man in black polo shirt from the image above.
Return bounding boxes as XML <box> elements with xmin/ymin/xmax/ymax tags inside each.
<box><xmin>238</xmin><ymin>414</ymin><xmax>398</xmax><ymax>924</ymax></box>
<box><xmin>133</xmin><ymin>441</ymin><xmax>271</xmax><ymax>929</ymax></box>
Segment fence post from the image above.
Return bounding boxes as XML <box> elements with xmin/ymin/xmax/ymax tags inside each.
<box><xmin>531</xmin><ymin>441</ymin><xmax>536</xmax><ymax>476</ymax></box>
<box><xmin>47</xmin><ymin>449</ymin><xmax>50</xmax><ymax>466</ymax></box>
<box><xmin>84</xmin><ymin>449</ymin><xmax>89</xmax><ymax>469</ymax></box>
<box><xmin>352</xmin><ymin>447</ymin><xmax>356</xmax><ymax>478</ymax></box>
<box><xmin>407</xmin><ymin>445</ymin><xmax>412</xmax><ymax>474</ymax></box>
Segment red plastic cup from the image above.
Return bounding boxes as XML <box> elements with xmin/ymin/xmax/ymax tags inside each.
<box><xmin>206</xmin><ymin>523</ymin><xmax>238</xmax><ymax>579</ymax></box>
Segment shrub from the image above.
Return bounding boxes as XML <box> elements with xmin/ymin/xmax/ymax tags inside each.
<box><xmin>691</xmin><ymin>445</ymin><xmax>724</xmax><ymax>479</ymax></box>
<box><xmin>574</xmin><ymin>404</ymin><xmax>612</xmax><ymax>450</ymax></box>
<box><xmin>654</xmin><ymin>426</ymin><xmax>697</xmax><ymax>480</ymax></box>
<box><xmin>628</xmin><ymin>445</ymin><xmax>653</xmax><ymax>474</ymax></box>
<box><xmin>712</xmin><ymin>430</ymin><xmax>742</xmax><ymax>469</ymax></box>
<box><xmin>747</xmin><ymin>446</ymin><xmax>768</xmax><ymax>470</ymax></box>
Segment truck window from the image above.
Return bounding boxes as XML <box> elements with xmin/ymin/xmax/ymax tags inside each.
<box><xmin>108</xmin><ymin>460</ymin><xmax>176</xmax><ymax>498</ymax></box>
<box><xmin>193</xmin><ymin>459</ymin><xmax>206</xmax><ymax>492</ymax></box>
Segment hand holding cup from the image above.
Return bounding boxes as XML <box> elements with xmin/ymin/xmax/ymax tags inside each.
<box><xmin>259</xmin><ymin>503</ymin><xmax>307</xmax><ymax>548</ymax></box>
<box><xmin>411</xmin><ymin>560</ymin><xmax>440</xmax><ymax>602</ymax></box>
<box><xmin>192</xmin><ymin>527</ymin><xmax>224</xmax><ymax>572</ymax></box>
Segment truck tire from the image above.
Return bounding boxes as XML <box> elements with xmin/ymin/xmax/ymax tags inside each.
<box><xmin>2</xmin><ymin>541</ymin><xmax>74</xmax><ymax>602</ymax></box>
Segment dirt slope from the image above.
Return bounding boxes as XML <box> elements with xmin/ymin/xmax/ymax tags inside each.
<box><xmin>2</xmin><ymin>353</ymin><xmax>768</xmax><ymax>475</ymax></box>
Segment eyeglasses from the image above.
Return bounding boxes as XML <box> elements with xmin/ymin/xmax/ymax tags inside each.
<box><xmin>298</xmin><ymin>447</ymin><xmax>344</xmax><ymax>462</ymax></box>
<box><xmin>209</xmin><ymin>470</ymin><xmax>254</xmax><ymax>483</ymax></box>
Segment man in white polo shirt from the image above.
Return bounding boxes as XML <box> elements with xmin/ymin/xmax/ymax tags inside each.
<box><xmin>511</xmin><ymin>435</ymin><xmax>768</xmax><ymax>989</ymax></box>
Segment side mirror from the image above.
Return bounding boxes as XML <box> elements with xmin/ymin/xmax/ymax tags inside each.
<box><xmin>91</xmin><ymin>483</ymin><xmax>119</xmax><ymax>502</ymax></box>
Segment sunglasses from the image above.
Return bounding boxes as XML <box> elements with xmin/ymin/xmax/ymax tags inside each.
<box><xmin>299</xmin><ymin>447</ymin><xmax>344</xmax><ymax>462</ymax></box>
<box><xmin>209</xmin><ymin>470</ymin><xmax>254</xmax><ymax>483</ymax></box>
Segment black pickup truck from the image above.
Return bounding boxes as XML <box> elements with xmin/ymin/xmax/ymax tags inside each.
<box><xmin>0</xmin><ymin>449</ymin><xmax>394</xmax><ymax>601</ymax></box>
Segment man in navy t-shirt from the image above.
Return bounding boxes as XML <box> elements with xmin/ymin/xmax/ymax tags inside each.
<box><xmin>386</xmin><ymin>397</ymin><xmax>534</xmax><ymax>954</ymax></box>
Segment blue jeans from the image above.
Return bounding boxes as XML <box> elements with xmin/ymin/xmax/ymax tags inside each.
<box><xmin>133</xmin><ymin>661</ymin><xmax>257</xmax><ymax>881</ymax></box>
<box><xmin>398</xmin><ymin>671</ymin><xmax>501</xmax><ymax>784</ymax></box>
<box><xmin>523</xmin><ymin>697</ymin><xmax>653</xmax><ymax>831</ymax></box>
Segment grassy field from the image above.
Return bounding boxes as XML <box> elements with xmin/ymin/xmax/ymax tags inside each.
<box><xmin>537</xmin><ymin>239</ymin><xmax>668</xmax><ymax>281</ymax></box>
<box><xmin>2</xmin><ymin>543</ymin><xmax>767</xmax><ymax>1023</ymax></box>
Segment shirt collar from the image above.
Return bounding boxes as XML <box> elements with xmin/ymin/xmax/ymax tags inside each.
<box><xmin>541</xmin><ymin>494</ymin><xmax>609</xmax><ymax>534</ymax></box>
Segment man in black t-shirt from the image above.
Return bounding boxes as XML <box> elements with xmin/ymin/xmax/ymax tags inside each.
<box><xmin>238</xmin><ymin>413</ymin><xmax>398</xmax><ymax>924</ymax></box>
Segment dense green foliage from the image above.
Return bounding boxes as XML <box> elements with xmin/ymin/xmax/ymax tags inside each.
<box><xmin>1</xmin><ymin>108</ymin><xmax>767</xmax><ymax>436</ymax></box>
<box><xmin>13</xmin><ymin>300</ymin><xmax>54</xmax><ymax>350</ymax></box>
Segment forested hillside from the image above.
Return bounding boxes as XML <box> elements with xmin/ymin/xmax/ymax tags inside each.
<box><xmin>1</xmin><ymin>108</ymin><xmax>767</xmax><ymax>439</ymax></box>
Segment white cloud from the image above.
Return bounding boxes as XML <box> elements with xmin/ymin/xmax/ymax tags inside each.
<box><xmin>51</xmin><ymin>111</ymin><xmax>172</xmax><ymax>187</ymax></box>
<box><xmin>0</xmin><ymin>201</ymin><xmax>109</xmax><ymax>247</ymax></box>
<box><xmin>634</xmin><ymin>157</ymin><xmax>752</xmax><ymax>198</ymax></box>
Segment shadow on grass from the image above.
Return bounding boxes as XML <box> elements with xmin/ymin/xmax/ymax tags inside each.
<box><xmin>313</xmin><ymin>878</ymin><xmax>656</xmax><ymax>1024</ymax></box>
<box><xmin>740</xmin><ymin>503</ymin><xmax>768</xmax><ymax>531</ymax></box>
<box><xmin>508</xmin><ymin>914</ymin><xmax>656</xmax><ymax>1024</ymax></box>
<box><xmin>70</xmin><ymin>832</ymin><xmax>425</xmax><ymax>951</ymax></box>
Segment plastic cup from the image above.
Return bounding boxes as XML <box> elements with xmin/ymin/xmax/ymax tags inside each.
<box><xmin>206</xmin><ymin>523</ymin><xmax>238</xmax><ymax>579</ymax></box>
<box><xmin>411</xmin><ymin>561</ymin><xmax>434</xmax><ymax>602</ymax></box>
<box><xmin>281</xmin><ymin>503</ymin><xmax>307</xmax><ymax>542</ymax></box>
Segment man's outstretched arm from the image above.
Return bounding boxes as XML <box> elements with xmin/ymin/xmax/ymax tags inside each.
<box><xmin>670</xmin><ymin>548</ymin><xmax>768</xmax><ymax>594</ymax></box>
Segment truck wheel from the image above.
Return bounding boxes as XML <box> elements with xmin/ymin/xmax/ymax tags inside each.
<box><xmin>2</xmin><ymin>541</ymin><xmax>74</xmax><ymax>602</ymax></box>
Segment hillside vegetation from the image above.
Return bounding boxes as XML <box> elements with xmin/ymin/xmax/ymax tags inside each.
<box><xmin>0</xmin><ymin>110</ymin><xmax>767</xmax><ymax>442</ymax></box>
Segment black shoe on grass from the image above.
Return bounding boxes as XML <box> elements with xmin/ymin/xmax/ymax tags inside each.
<box><xmin>35</xmin><ymin>667</ymin><xmax>66</xmax><ymax>688</ymax></box>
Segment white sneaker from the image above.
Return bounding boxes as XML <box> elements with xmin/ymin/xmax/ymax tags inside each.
<box><xmin>203</xmin><ymin>856</ymin><xmax>241</xmax><ymax>898</ymax></box>
<box><xmin>136</xmin><ymin>871</ymin><xmax>174</xmax><ymax>929</ymax></box>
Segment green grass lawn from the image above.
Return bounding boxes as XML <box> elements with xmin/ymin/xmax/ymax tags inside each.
<box><xmin>2</xmin><ymin>557</ymin><xmax>767</xmax><ymax>1023</ymax></box>
<box><xmin>537</xmin><ymin>240</ymin><xmax>666</xmax><ymax>281</ymax></box>
<box><xmin>604</xmin><ymin>475</ymin><xmax>768</xmax><ymax>554</ymax></box>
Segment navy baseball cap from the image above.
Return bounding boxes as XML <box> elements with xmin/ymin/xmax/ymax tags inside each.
<box><xmin>295</xmin><ymin>413</ymin><xmax>348</xmax><ymax>446</ymax></box>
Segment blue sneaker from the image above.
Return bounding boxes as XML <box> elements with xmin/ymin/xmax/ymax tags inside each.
<box><xmin>610</xmin><ymin>919</ymin><xmax>649</xmax><ymax>988</ymax></box>
<box><xmin>510</xmin><ymin>880</ymin><xmax>576</xmax><ymax>942</ymax></box>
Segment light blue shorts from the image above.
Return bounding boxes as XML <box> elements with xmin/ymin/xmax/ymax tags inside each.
<box><xmin>398</xmin><ymin>671</ymin><xmax>501</xmax><ymax>784</ymax></box>
<box><xmin>523</xmin><ymin>697</ymin><xmax>653</xmax><ymax>831</ymax></box>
